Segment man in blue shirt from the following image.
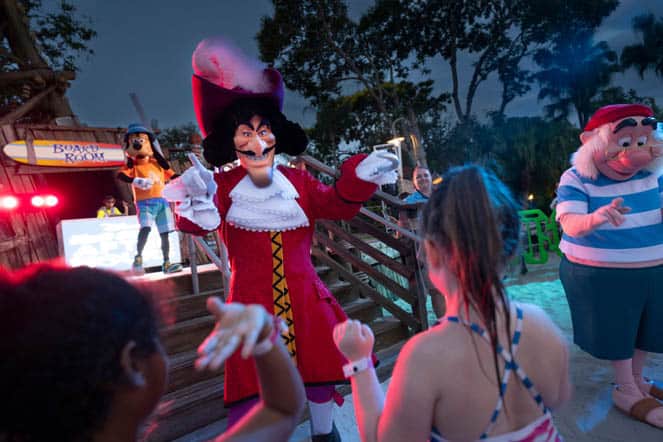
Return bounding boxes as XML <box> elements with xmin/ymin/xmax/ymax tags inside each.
<box><xmin>403</xmin><ymin>166</ymin><xmax>432</xmax><ymax>204</ymax></box>
<box><xmin>399</xmin><ymin>165</ymin><xmax>444</xmax><ymax>317</ymax></box>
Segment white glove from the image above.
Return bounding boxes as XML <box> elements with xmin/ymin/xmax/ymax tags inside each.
<box><xmin>163</xmin><ymin>153</ymin><xmax>217</xmax><ymax>201</ymax></box>
<box><xmin>132</xmin><ymin>177</ymin><xmax>153</xmax><ymax>190</ymax></box>
<box><xmin>191</xmin><ymin>153</ymin><xmax>218</xmax><ymax>196</ymax></box>
<box><xmin>181</xmin><ymin>168</ymin><xmax>209</xmax><ymax>197</ymax></box>
<box><xmin>183</xmin><ymin>152</ymin><xmax>216</xmax><ymax>197</ymax></box>
<box><xmin>163</xmin><ymin>153</ymin><xmax>220</xmax><ymax>231</ymax></box>
<box><xmin>355</xmin><ymin>151</ymin><xmax>399</xmax><ymax>185</ymax></box>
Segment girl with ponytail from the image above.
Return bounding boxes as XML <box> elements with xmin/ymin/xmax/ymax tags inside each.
<box><xmin>333</xmin><ymin>165</ymin><xmax>571</xmax><ymax>442</ymax></box>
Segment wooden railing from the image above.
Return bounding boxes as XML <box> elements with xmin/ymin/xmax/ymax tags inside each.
<box><xmin>178</xmin><ymin>155</ymin><xmax>565</xmax><ymax>337</ymax></box>
<box><xmin>182</xmin><ymin>154</ymin><xmax>431</xmax><ymax>333</ymax></box>
<box><xmin>184</xmin><ymin>232</ymin><xmax>230</xmax><ymax>298</ymax></box>
<box><xmin>300</xmin><ymin>154</ymin><xmax>430</xmax><ymax>333</ymax></box>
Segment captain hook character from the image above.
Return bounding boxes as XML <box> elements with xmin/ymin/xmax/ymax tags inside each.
<box><xmin>163</xmin><ymin>38</ymin><xmax>399</xmax><ymax>441</ymax></box>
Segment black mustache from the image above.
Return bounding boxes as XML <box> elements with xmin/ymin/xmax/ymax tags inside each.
<box><xmin>234</xmin><ymin>146</ymin><xmax>276</xmax><ymax>157</ymax></box>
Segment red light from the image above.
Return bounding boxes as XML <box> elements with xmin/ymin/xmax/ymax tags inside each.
<box><xmin>0</xmin><ymin>196</ymin><xmax>18</xmax><ymax>210</ymax></box>
<box><xmin>44</xmin><ymin>195</ymin><xmax>58</xmax><ymax>207</ymax></box>
<box><xmin>31</xmin><ymin>195</ymin><xmax>45</xmax><ymax>207</ymax></box>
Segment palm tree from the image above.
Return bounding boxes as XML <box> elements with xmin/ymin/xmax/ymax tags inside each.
<box><xmin>534</xmin><ymin>30</ymin><xmax>620</xmax><ymax>128</ymax></box>
<box><xmin>621</xmin><ymin>13</ymin><xmax>663</xmax><ymax>78</ymax></box>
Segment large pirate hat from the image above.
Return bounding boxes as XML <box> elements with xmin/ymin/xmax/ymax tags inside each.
<box><xmin>191</xmin><ymin>38</ymin><xmax>307</xmax><ymax>166</ymax></box>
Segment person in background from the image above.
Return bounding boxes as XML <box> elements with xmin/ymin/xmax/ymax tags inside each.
<box><xmin>0</xmin><ymin>264</ymin><xmax>305</xmax><ymax>442</ymax></box>
<box><xmin>403</xmin><ymin>165</ymin><xmax>432</xmax><ymax>204</ymax></box>
<box><xmin>400</xmin><ymin>165</ymin><xmax>432</xmax><ymax>228</ymax></box>
<box><xmin>334</xmin><ymin>165</ymin><xmax>571</xmax><ymax>442</ymax></box>
<box><xmin>399</xmin><ymin>165</ymin><xmax>444</xmax><ymax>318</ymax></box>
<box><xmin>96</xmin><ymin>195</ymin><xmax>129</xmax><ymax>218</ymax></box>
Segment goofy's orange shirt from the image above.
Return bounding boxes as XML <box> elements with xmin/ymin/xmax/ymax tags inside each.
<box><xmin>120</xmin><ymin>158</ymin><xmax>174</xmax><ymax>201</ymax></box>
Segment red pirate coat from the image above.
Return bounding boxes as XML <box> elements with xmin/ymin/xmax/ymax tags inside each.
<box><xmin>177</xmin><ymin>154</ymin><xmax>377</xmax><ymax>405</ymax></box>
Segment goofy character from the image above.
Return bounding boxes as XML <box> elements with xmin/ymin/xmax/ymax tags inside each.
<box><xmin>163</xmin><ymin>38</ymin><xmax>398</xmax><ymax>441</ymax></box>
<box><xmin>556</xmin><ymin>104</ymin><xmax>663</xmax><ymax>428</ymax></box>
<box><xmin>118</xmin><ymin>123</ymin><xmax>183</xmax><ymax>274</ymax></box>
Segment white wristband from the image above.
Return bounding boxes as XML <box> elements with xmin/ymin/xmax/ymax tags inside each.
<box><xmin>253</xmin><ymin>316</ymin><xmax>285</xmax><ymax>356</ymax></box>
<box><xmin>342</xmin><ymin>356</ymin><xmax>373</xmax><ymax>378</ymax></box>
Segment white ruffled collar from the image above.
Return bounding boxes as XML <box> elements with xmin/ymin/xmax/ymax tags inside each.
<box><xmin>226</xmin><ymin>168</ymin><xmax>309</xmax><ymax>232</ymax></box>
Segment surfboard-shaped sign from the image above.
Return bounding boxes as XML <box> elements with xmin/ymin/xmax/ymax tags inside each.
<box><xmin>2</xmin><ymin>140</ymin><xmax>125</xmax><ymax>168</ymax></box>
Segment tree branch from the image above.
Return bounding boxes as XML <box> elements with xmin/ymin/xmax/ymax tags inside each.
<box><xmin>0</xmin><ymin>0</ymin><xmax>49</xmax><ymax>69</ymax></box>
<box><xmin>448</xmin><ymin>45</ymin><xmax>463</xmax><ymax>121</ymax></box>
<box><xmin>0</xmin><ymin>83</ymin><xmax>56</xmax><ymax>124</ymax></box>
<box><xmin>0</xmin><ymin>68</ymin><xmax>75</xmax><ymax>87</ymax></box>
<box><xmin>315</xmin><ymin>3</ymin><xmax>388</xmax><ymax>115</ymax></box>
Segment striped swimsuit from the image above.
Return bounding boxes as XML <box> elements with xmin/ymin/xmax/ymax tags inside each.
<box><xmin>430</xmin><ymin>307</ymin><xmax>562</xmax><ymax>442</ymax></box>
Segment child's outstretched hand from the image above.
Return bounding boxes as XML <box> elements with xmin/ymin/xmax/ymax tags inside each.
<box><xmin>195</xmin><ymin>298</ymin><xmax>273</xmax><ymax>371</ymax></box>
<box><xmin>333</xmin><ymin>319</ymin><xmax>374</xmax><ymax>361</ymax></box>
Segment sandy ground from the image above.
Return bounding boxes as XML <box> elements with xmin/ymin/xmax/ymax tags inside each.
<box><xmin>290</xmin><ymin>256</ymin><xmax>663</xmax><ymax>441</ymax></box>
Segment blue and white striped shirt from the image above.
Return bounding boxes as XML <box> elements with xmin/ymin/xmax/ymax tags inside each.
<box><xmin>556</xmin><ymin>168</ymin><xmax>663</xmax><ymax>262</ymax></box>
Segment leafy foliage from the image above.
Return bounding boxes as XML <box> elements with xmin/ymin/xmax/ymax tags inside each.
<box><xmin>364</xmin><ymin>0</ymin><xmax>618</xmax><ymax>122</ymax></box>
<box><xmin>258</xmin><ymin>0</ymin><xmax>446</xmax><ymax>166</ymax></box>
<box><xmin>259</xmin><ymin>0</ymin><xmax>409</xmax><ymax>109</ymax></box>
<box><xmin>1</xmin><ymin>0</ymin><xmax>96</xmax><ymax>72</ymax></box>
<box><xmin>431</xmin><ymin>116</ymin><xmax>579</xmax><ymax>209</ymax></box>
<box><xmin>591</xmin><ymin>87</ymin><xmax>661</xmax><ymax>116</ymax></box>
<box><xmin>0</xmin><ymin>0</ymin><xmax>96</xmax><ymax>121</ymax></box>
<box><xmin>27</xmin><ymin>0</ymin><xmax>97</xmax><ymax>72</ymax></box>
<box><xmin>257</xmin><ymin>0</ymin><xmax>661</xmax><ymax>209</ymax></box>
<box><xmin>490</xmin><ymin>117</ymin><xmax>579</xmax><ymax>208</ymax></box>
<box><xmin>621</xmin><ymin>13</ymin><xmax>663</xmax><ymax>78</ymax></box>
<box><xmin>307</xmin><ymin>81</ymin><xmax>449</xmax><ymax>166</ymax></box>
<box><xmin>534</xmin><ymin>30</ymin><xmax>620</xmax><ymax>129</ymax></box>
<box><xmin>158</xmin><ymin>123</ymin><xmax>201</xmax><ymax>149</ymax></box>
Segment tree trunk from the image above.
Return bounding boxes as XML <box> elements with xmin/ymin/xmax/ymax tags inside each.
<box><xmin>407</xmin><ymin>107</ymin><xmax>427</xmax><ymax>168</ymax></box>
<box><xmin>0</xmin><ymin>0</ymin><xmax>75</xmax><ymax>121</ymax></box>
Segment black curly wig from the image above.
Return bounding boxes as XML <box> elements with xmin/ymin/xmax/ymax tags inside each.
<box><xmin>0</xmin><ymin>264</ymin><xmax>161</xmax><ymax>442</ymax></box>
<box><xmin>202</xmin><ymin>97</ymin><xmax>308</xmax><ymax>167</ymax></box>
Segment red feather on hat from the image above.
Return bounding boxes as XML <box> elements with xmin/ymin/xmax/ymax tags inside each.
<box><xmin>192</xmin><ymin>37</ymin><xmax>273</xmax><ymax>94</ymax></box>
<box><xmin>191</xmin><ymin>37</ymin><xmax>285</xmax><ymax>138</ymax></box>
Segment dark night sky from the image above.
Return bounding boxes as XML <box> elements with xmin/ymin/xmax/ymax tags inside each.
<box><xmin>66</xmin><ymin>0</ymin><xmax>663</xmax><ymax>132</ymax></box>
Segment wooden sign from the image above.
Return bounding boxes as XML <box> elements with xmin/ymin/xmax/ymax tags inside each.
<box><xmin>2</xmin><ymin>140</ymin><xmax>125</xmax><ymax>168</ymax></box>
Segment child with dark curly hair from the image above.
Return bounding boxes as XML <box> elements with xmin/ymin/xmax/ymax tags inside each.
<box><xmin>0</xmin><ymin>264</ymin><xmax>305</xmax><ymax>442</ymax></box>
